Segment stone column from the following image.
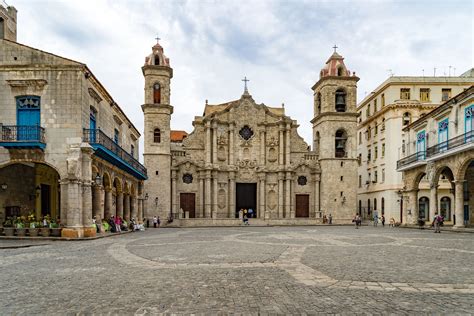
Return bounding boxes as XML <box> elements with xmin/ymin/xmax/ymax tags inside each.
<box><xmin>212</xmin><ymin>122</ymin><xmax>218</xmax><ymax>164</ymax></box>
<box><xmin>137</xmin><ymin>198</ymin><xmax>143</xmax><ymax>223</ymax></box>
<box><xmin>104</xmin><ymin>188</ymin><xmax>112</xmax><ymax>219</ymax></box>
<box><xmin>198</xmin><ymin>176</ymin><xmax>204</xmax><ymax>218</ymax></box>
<box><xmin>123</xmin><ymin>194</ymin><xmax>130</xmax><ymax>221</ymax></box>
<box><xmin>285</xmin><ymin>123</ymin><xmax>291</xmax><ymax>166</ymax></box>
<box><xmin>259</xmin><ymin>175</ymin><xmax>266</xmax><ymax>219</ymax></box>
<box><xmin>278</xmin><ymin>173</ymin><xmax>284</xmax><ymax>218</ymax></box>
<box><xmin>60</xmin><ymin>181</ymin><xmax>68</xmax><ymax>224</ymax></box>
<box><xmin>205</xmin><ymin>172</ymin><xmax>211</xmax><ymax>218</ymax></box>
<box><xmin>285</xmin><ymin>172</ymin><xmax>291</xmax><ymax>218</ymax></box>
<box><xmin>229</xmin><ymin>124</ymin><xmax>235</xmax><ymax>165</ymax></box>
<box><xmin>430</xmin><ymin>184</ymin><xmax>438</xmax><ymax>219</ymax></box>
<box><xmin>116</xmin><ymin>191</ymin><xmax>123</xmax><ymax>218</ymax></box>
<box><xmin>131</xmin><ymin>196</ymin><xmax>137</xmax><ymax>220</ymax></box>
<box><xmin>99</xmin><ymin>186</ymin><xmax>105</xmax><ymax>220</ymax></box>
<box><xmin>314</xmin><ymin>174</ymin><xmax>320</xmax><ymax>218</ymax></box>
<box><xmin>454</xmin><ymin>180</ymin><xmax>465</xmax><ymax>228</ymax></box>
<box><xmin>82</xmin><ymin>182</ymin><xmax>93</xmax><ymax>227</ymax></box>
<box><xmin>229</xmin><ymin>172</ymin><xmax>235</xmax><ymax>218</ymax></box>
<box><xmin>92</xmin><ymin>184</ymin><xmax>102</xmax><ymax>219</ymax></box>
<box><xmin>279</xmin><ymin>127</ymin><xmax>284</xmax><ymax>165</ymax></box>
<box><xmin>212</xmin><ymin>171</ymin><xmax>218</xmax><ymax>218</ymax></box>
<box><xmin>67</xmin><ymin>180</ymin><xmax>82</xmax><ymax>227</ymax></box>
<box><xmin>260</xmin><ymin>129</ymin><xmax>266</xmax><ymax>165</ymax></box>
<box><xmin>171</xmin><ymin>170</ymin><xmax>177</xmax><ymax>217</ymax></box>
<box><xmin>205</xmin><ymin>122</ymin><xmax>211</xmax><ymax>164</ymax></box>
<box><xmin>408</xmin><ymin>189</ymin><xmax>418</xmax><ymax>224</ymax></box>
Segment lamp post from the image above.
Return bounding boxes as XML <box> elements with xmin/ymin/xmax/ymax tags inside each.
<box><xmin>397</xmin><ymin>189</ymin><xmax>403</xmax><ymax>224</ymax></box>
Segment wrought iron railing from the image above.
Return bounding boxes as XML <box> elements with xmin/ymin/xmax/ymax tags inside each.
<box><xmin>83</xmin><ymin>129</ymin><xmax>147</xmax><ymax>177</ymax></box>
<box><xmin>427</xmin><ymin>130</ymin><xmax>474</xmax><ymax>158</ymax></box>
<box><xmin>397</xmin><ymin>151</ymin><xmax>426</xmax><ymax>169</ymax></box>
<box><xmin>0</xmin><ymin>125</ymin><xmax>45</xmax><ymax>143</ymax></box>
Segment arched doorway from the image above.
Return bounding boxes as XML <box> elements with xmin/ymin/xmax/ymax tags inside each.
<box><xmin>0</xmin><ymin>162</ymin><xmax>60</xmax><ymax>223</ymax></box>
<box><xmin>440</xmin><ymin>196</ymin><xmax>451</xmax><ymax>221</ymax></box>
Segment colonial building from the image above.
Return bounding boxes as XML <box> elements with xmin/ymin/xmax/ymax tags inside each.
<box><xmin>0</xmin><ymin>5</ymin><xmax>147</xmax><ymax>237</ymax></box>
<box><xmin>397</xmin><ymin>86</ymin><xmax>474</xmax><ymax>227</ymax></box>
<box><xmin>142</xmin><ymin>42</ymin><xmax>359</xmax><ymax>225</ymax></box>
<box><xmin>357</xmin><ymin>73</ymin><xmax>474</xmax><ymax>223</ymax></box>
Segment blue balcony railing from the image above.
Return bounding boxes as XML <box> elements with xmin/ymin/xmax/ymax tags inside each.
<box><xmin>397</xmin><ymin>151</ymin><xmax>426</xmax><ymax>170</ymax></box>
<box><xmin>83</xmin><ymin>129</ymin><xmax>147</xmax><ymax>180</ymax></box>
<box><xmin>0</xmin><ymin>125</ymin><xmax>46</xmax><ymax>149</ymax></box>
<box><xmin>426</xmin><ymin>130</ymin><xmax>474</xmax><ymax>158</ymax></box>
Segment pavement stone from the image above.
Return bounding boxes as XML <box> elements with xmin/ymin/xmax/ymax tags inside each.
<box><xmin>0</xmin><ymin>226</ymin><xmax>473</xmax><ymax>314</ymax></box>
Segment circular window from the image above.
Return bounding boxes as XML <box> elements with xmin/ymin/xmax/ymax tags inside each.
<box><xmin>182</xmin><ymin>173</ymin><xmax>193</xmax><ymax>184</ymax></box>
<box><xmin>239</xmin><ymin>125</ymin><xmax>254</xmax><ymax>140</ymax></box>
<box><xmin>297</xmin><ymin>176</ymin><xmax>307</xmax><ymax>186</ymax></box>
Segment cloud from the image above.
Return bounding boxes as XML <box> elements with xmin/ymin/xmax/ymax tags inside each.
<box><xmin>11</xmin><ymin>0</ymin><xmax>474</xmax><ymax>161</ymax></box>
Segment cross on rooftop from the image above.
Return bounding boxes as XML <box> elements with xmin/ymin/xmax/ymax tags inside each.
<box><xmin>155</xmin><ymin>36</ymin><xmax>161</xmax><ymax>43</ymax></box>
<box><xmin>242</xmin><ymin>76</ymin><xmax>250</xmax><ymax>94</ymax></box>
<box><xmin>333</xmin><ymin>45</ymin><xmax>338</xmax><ymax>53</ymax></box>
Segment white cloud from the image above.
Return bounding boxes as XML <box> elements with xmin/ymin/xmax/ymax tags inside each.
<box><xmin>11</xmin><ymin>0</ymin><xmax>474</xmax><ymax>161</ymax></box>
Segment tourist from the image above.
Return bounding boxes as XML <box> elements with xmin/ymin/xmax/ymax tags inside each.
<box><xmin>373</xmin><ymin>213</ymin><xmax>378</xmax><ymax>227</ymax></box>
<box><xmin>328</xmin><ymin>214</ymin><xmax>333</xmax><ymax>225</ymax></box>
<box><xmin>114</xmin><ymin>215</ymin><xmax>121</xmax><ymax>232</ymax></box>
<box><xmin>109</xmin><ymin>216</ymin><xmax>116</xmax><ymax>233</ymax></box>
<box><xmin>157</xmin><ymin>216</ymin><xmax>161</xmax><ymax>227</ymax></box>
<box><xmin>353</xmin><ymin>214</ymin><xmax>359</xmax><ymax>229</ymax></box>
<box><xmin>381</xmin><ymin>215</ymin><xmax>385</xmax><ymax>227</ymax></box>
<box><xmin>323</xmin><ymin>215</ymin><xmax>327</xmax><ymax>224</ymax></box>
<box><xmin>433</xmin><ymin>213</ymin><xmax>443</xmax><ymax>233</ymax></box>
<box><xmin>389</xmin><ymin>217</ymin><xmax>395</xmax><ymax>227</ymax></box>
<box><xmin>238</xmin><ymin>209</ymin><xmax>243</xmax><ymax>221</ymax></box>
<box><xmin>248</xmin><ymin>208</ymin><xmax>254</xmax><ymax>218</ymax></box>
<box><xmin>153</xmin><ymin>216</ymin><xmax>158</xmax><ymax>228</ymax></box>
<box><xmin>243</xmin><ymin>214</ymin><xmax>249</xmax><ymax>225</ymax></box>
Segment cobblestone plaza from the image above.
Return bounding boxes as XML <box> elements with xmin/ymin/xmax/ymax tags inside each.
<box><xmin>1</xmin><ymin>226</ymin><xmax>474</xmax><ymax>314</ymax></box>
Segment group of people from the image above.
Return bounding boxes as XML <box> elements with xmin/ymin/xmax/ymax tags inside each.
<box><xmin>103</xmin><ymin>215</ymin><xmax>144</xmax><ymax>233</ymax></box>
<box><xmin>322</xmin><ymin>214</ymin><xmax>333</xmax><ymax>224</ymax></box>
<box><xmin>144</xmin><ymin>216</ymin><xmax>161</xmax><ymax>228</ymax></box>
<box><xmin>238</xmin><ymin>208</ymin><xmax>254</xmax><ymax>225</ymax></box>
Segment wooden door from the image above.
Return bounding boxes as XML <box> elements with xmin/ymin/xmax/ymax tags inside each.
<box><xmin>180</xmin><ymin>193</ymin><xmax>196</xmax><ymax>218</ymax></box>
<box><xmin>295</xmin><ymin>194</ymin><xmax>309</xmax><ymax>218</ymax></box>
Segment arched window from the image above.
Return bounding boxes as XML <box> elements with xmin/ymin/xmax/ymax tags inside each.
<box><xmin>335</xmin><ymin>89</ymin><xmax>346</xmax><ymax>112</ymax></box>
<box><xmin>368</xmin><ymin>199</ymin><xmax>371</xmax><ymax>216</ymax></box>
<box><xmin>316</xmin><ymin>92</ymin><xmax>321</xmax><ymax>114</ymax></box>
<box><xmin>403</xmin><ymin>112</ymin><xmax>411</xmax><ymax>126</ymax></box>
<box><xmin>381</xmin><ymin>197</ymin><xmax>385</xmax><ymax>215</ymax></box>
<box><xmin>374</xmin><ymin>198</ymin><xmax>377</xmax><ymax>212</ymax></box>
<box><xmin>153</xmin><ymin>83</ymin><xmax>161</xmax><ymax>104</ymax></box>
<box><xmin>153</xmin><ymin>128</ymin><xmax>161</xmax><ymax>143</ymax></box>
<box><xmin>359</xmin><ymin>200</ymin><xmax>362</xmax><ymax>216</ymax></box>
<box><xmin>440</xmin><ymin>196</ymin><xmax>451</xmax><ymax>220</ymax></box>
<box><xmin>337</xmin><ymin>66</ymin><xmax>344</xmax><ymax>76</ymax></box>
<box><xmin>0</xmin><ymin>18</ymin><xmax>4</xmax><ymax>39</ymax></box>
<box><xmin>315</xmin><ymin>131</ymin><xmax>320</xmax><ymax>154</ymax></box>
<box><xmin>154</xmin><ymin>55</ymin><xmax>160</xmax><ymax>65</ymax></box>
<box><xmin>335</xmin><ymin>129</ymin><xmax>347</xmax><ymax>158</ymax></box>
<box><xmin>418</xmin><ymin>197</ymin><xmax>429</xmax><ymax>220</ymax></box>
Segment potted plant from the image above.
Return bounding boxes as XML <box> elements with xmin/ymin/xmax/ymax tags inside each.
<box><xmin>14</xmin><ymin>216</ymin><xmax>27</xmax><ymax>236</ymax></box>
<box><xmin>50</xmin><ymin>220</ymin><xmax>61</xmax><ymax>237</ymax></box>
<box><xmin>28</xmin><ymin>221</ymin><xmax>40</xmax><ymax>237</ymax></box>
<box><xmin>3</xmin><ymin>217</ymin><xmax>15</xmax><ymax>236</ymax></box>
<box><xmin>40</xmin><ymin>215</ymin><xmax>51</xmax><ymax>237</ymax></box>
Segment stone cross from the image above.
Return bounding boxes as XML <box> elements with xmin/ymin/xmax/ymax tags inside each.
<box><xmin>333</xmin><ymin>45</ymin><xmax>338</xmax><ymax>53</ymax></box>
<box><xmin>155</xmin><ymin>36</ymin><xmax>161</xmax><ymax>43</ymax></box>
<box><xmin>242</xmin><ymin>76</ymin><xmax>250</xmax><ymax>94</ymax></box>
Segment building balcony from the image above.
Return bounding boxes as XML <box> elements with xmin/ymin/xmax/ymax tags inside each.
<box><xmin>426</xmin><ymin>130</ymin><xmax>474</xmax><ymax>162</ymax></box>
<box><xmin>0</xmin><ymin>125</ymin><xmax>46</xmax><ymax>149</ymax></box>
<box><xmin>396</xmin><ymin>151</ymin><xmax>426</xmax><ymax>171</ymax></box>
<box><xmin>83</xmin><ymin>129</ymin><xmax>147</xmax><ymax>180</ymax></box>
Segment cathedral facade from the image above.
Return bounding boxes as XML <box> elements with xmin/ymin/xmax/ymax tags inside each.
<box><xmin>142</xmin><ymin>42</ymin><xmax>359</xmax><ymax>225</ymax></box>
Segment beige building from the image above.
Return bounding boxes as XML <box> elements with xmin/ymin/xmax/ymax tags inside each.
<box><xmin>397</xmin><ymin>86</ymin><xmax>474</xmax><ymax>227</ymax></box>
<box><xmin>357</xmin><ymin>73</ymin><xmax>474</xmax><ymax>223</ymax></box>
<box><xmin>0</xmin><ymin>5</ymin><xmax>146</xmax><ymax>237</ymax></box>
<box><xmin>143</xmin><ymin>43</ymin><xmax>359</xmax><ymax>225</ymax></box>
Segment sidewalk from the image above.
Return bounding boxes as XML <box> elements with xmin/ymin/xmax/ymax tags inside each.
<box><xmin>399</xmin><ymin>225</ymin><xmax>474</xmax><ymax>234</ymax></box>
<box><xmin>0</xmin><ymin>230</ymin><xmax>134</xmax><ymax>243</ymax></box>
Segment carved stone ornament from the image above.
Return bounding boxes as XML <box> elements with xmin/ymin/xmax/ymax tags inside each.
<box><xmin>239</xmin><ymin>125</ymin><xmax>254</xmax><ymax>141</ymax></box>
<box><xmin>297</xmin><ymin>176</ymin><xmax>307</xmax><ymax>186</ymax></box>
<box><xmin>182</xmin><ymin>173</ymin><xmax>193</xmax><ymax>184</ymax></box>
<box><xmin>425</xmin><ymin>162</ymin><xmax>435</xmax><ymax>184</ymax></box>
<box><xmin>217</xmin><ymin>135</ymin><xmax>227</xmax><ymax>145</ymax></box>
<box><xmin>266</xmin><ymin>136</ymin><xmax>279</xmax><ymax>147</ymax></box>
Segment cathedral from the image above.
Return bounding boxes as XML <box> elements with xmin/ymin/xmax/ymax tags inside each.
<box><xmin>142</xmin><ymin>42</ymin><xmax>359</xmax><ymax>225</ymax></box>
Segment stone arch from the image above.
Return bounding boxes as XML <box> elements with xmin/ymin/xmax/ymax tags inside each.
<box><xmin>130</xmin><ymin>183</ymin><xmax>137</xmax><ymax>197</ymax></box>
<box><xmin>432</xmin><ymin>165</ymin><xmax>455</xmax><ymax>188</ymax></box>
<box><xmin>102</xmin><ymin>171</ymin><xmax>112</xmax><ymax>190</ymax></box>
<box><xmin>456</xmin><ymin>157</ymin><xmax>474</xmax><ymax>181</ymax></box>
<box><xmin>411</xmin><ymin>171</ymin><xmax>427</xmax><ymax>190</ymax></box>
<box><xmin>0</xmin><ymin>159</ymin><xmax>62</xmax><ymax>179</ymax></box>
<box><xmin>113</xmin><ymin>177</ymin><xmax>122</xmax><ymax>193</ymax></box>
<box><xmin>335</xmin><ymin>88</ymin><xmax>347</xmax><ymax>112</ymax></box>
<box><xmin>335</xmin><ymin>129</ymin><xmax>348</xmax><ymax>158</ymax></box>
<box><xmin>123</xmin><ymin>181</ymin><xmax>130</xmax><ymax>195</ymax></box>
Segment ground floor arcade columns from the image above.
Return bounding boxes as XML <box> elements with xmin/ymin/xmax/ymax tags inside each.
<box><xmin>104</xmin><ymin>188</ymin><xmax>112</xmax><ymax>219</ymax></box>
<box><xmin>407</xmin><ymin>189</ymin><xmax>418</xmax><ymax>224</ymax></box>
<box><xmin>430</xmin><ymin>185</ymin><xmax>438</xmax><ymax>219</ymax></box>
<box><xmin>454</xmin><ymin>180</ymin><xmax>465</xmax><ymax>228</ymax></box>
<box><xmin>116</xmin><ymin>192</ymin><xmax>123</xmax><ymax>218</ymax></box>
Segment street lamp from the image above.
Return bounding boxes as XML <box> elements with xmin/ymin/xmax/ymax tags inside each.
<box><xmin>94</xmin><ymin>174</ymin><xmax>101</xmax><ymax>185</ymax></box>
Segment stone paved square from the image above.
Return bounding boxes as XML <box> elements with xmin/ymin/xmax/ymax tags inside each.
<box><xmin>1</xmin><ymin>226</ymin><xmax>474</xmax><ymax>314</ymax></box>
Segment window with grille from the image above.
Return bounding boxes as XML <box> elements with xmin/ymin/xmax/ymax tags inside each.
<box><xmin>420</xmin><ymin>88</ymin><xmax>430</xmax><ymax>102</ymax></box>
<box><xmin>400</xmin><ymin>88</ymin><xmax>410</xmax><ymax>100</ymax></box>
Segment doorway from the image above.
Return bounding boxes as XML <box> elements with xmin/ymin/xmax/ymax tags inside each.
<box><xmin>295</xmin><ymin>194</ymin><xmax>309</xmax><ymax>217</ymax></box>
<box><xmin>40</xmin><ymin>184</ymin><xmax>51</xmax><ymax>217</ymax></box>
<box><xmin>236</xmin><ymin>183</ymin><xmax>257</xmax><ymax>218</ymax></box>
<box><xmin>180</xmin><ymin>193</ymin><xmax>196</xmax><ymax>218</ymax></box>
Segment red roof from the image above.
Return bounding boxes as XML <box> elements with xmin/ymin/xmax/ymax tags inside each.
<box><xmin>170</xmin><ymin>130</ymin><xmax>188</xmax><ymax>142</ymax></box>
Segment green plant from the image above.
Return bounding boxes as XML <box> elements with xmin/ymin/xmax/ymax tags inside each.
<box><xmin>29</xmin><ymin>221</ymin><xmax>40</xmax><ymax>229</ymax></box>
<box><xmin>3</xmin><ymin>217</ymin><xmax>13</xmax><ymax>227</ymax></box>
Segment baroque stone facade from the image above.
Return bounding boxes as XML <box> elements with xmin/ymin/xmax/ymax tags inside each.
<box><xmin>143</xmin><ymin>43</ymin><xmax>359</xmax><ymax>224</ymax></box>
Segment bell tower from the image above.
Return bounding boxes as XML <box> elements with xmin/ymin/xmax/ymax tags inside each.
<box><xmin>311</xmin><ymin>47</ymin><xmax>359</xmax><ymax>222</ymax></box>
<box><xmin>142</xmin><ymin>39</ymin><xmax>173</xmax><ymax>220</ymax></box>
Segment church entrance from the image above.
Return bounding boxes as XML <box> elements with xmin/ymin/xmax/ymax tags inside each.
<box><xmin>236</xmin><ymin>183</ymin><xmax>257</xmax><ymax>218</ymax></box>
<box><xmin>295</xmin><ymin>194</ymin><xmax>309</xmax><ymax>218</ymax></box>
<box><xmin>180</xmin><ymin>193</ymin><xmax>196</xmax><ymax>218</ymax></box>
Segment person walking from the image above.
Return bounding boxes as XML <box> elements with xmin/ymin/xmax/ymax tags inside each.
<box><xmin>373</xmin><ymin>212</ymin><xmax>378</xmax><ymax>227</ymax></box>
<box><xmin>153</xmin><ymin>216</ymin><xmax>158</xmax><ymax>228</ymax></box>
<box><xmin>381</xmin><ymin>215</ymin><xmax>385</xmax><ymax>227</ymax></box>
<box><xmin>353</xmin><ymin>214</ymin><xmax>359</xmax><ymax>229</ymax></box>
<box><xmin>115</xmin><ymin>215</ymin><xmax>121</xmax><ymax>233</ymax></box>
<box><xmin>157</xmin><ymin>216</ymin><xmax>161</xmax><ymax>228</ymax></box>
<box><xmin>328</xmin><ymin>214</ymin><xmax>333</xmax><ymax>225</ymax></box>
<box><xmin>433</xmin><ymin>214</ymin><xmax>443</xmax><ymax>233</ymax></box>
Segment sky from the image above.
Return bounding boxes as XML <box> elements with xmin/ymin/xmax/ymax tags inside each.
<box><xmin>10</xmin><ymin>0</ymin><xmax>474</xmax><ymax>158</ymax></box>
